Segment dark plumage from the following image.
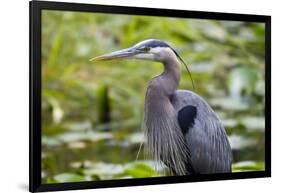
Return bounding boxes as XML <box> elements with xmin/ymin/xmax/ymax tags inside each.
<box><xmin>135</xmin><ymin>39</ymin><xmax>172</xmax><ymax>48</ymax></box>
<box><xmin>177</xmin><ymin>105</ymin><xmax>197</xmax><ymax>135</ymax></box>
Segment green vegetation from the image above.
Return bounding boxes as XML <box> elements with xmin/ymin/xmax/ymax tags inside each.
<box><xmin>41</xmin><ymin>10</ymin><xmax>265</xmax><ymax>183</ymax></box>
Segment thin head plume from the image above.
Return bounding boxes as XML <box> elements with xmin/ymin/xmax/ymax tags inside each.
<box><xmin>171</xmin><ymin>48</ymin><xmax>196</xmax><ymax>90</ymax></box>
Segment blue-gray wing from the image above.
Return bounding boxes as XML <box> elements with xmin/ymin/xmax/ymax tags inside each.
<box><xmin>171</xmin><ymin>90</ymin><xmax>232</xmax><ymax>174</ymax></box>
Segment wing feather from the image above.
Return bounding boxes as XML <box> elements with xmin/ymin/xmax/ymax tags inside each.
<box><xmin>171</xmin><ymin>90</ymin><xmax>232</xmax><ymax>174</ymax></box>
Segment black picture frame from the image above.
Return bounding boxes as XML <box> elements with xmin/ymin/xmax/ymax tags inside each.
<box><xmin>29</xmin><ymin>0</ymin><xmax>271</xmax><ymax>192</ymax></box>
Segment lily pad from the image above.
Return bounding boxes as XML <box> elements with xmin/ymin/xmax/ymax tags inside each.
<box><xmin>241</xmin><ymin>116</ymin><xmax>265</xmax><ymax>131</ymax></box>
<box><xmin>51</xmin><ymin>173</ymin><xmax>91</xmax><ymax>183</ymax></box>
<box><xmin>228</xmin><ymin>134</ymin><xmax>255</xmax><ymax>150</ymax></box>
<box><xmin>123</xmin><ymin>162</ymin><xmax>159</xmax><ymax>178</ymax></box>
<box><xmin>232</xmin><ymin>161</ymin><xmax>264</xmax><ymax>172</ymax></box>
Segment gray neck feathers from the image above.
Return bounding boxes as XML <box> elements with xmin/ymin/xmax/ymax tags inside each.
<box><xmin>144</xmin><ymin>54</ymin><xmax>190</xmax><ymax>175</ymax></box>
<box><xmin>161</xmin><ymin>55</ymin><xmax>181</xmax><ymax>96</ymax></box>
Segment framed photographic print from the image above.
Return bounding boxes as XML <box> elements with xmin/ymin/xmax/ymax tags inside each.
<box><xmin>30</xmin><ymin>0</ymin><xmax>271</xmax><ymax>192</ymax></box>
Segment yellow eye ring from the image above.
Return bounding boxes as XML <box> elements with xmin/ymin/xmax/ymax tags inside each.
<box><xmin>138</xmin><ymin>46</ymin><xmax>150</xmax><ymax>52</ymax></box>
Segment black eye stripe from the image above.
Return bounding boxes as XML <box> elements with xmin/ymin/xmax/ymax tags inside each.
<box><xmin>135</xmin><ymin>40</ymin><xmax>171</xmax><ymax>50</ymax></box>
<box><xmin>143</xmin><ymin>40</ymin><xmax>170</xmax><ymax>48</ymax></box>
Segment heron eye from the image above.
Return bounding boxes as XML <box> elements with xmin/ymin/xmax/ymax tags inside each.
<box><xmin>144</xmin><ymin>47</ymin><xmax>150</xmax><ymax>52</ymax></box>
<box><xmin>139</xmin><ymin>47</ymin><xmax>150</xmax><ymax>52</ymax></box>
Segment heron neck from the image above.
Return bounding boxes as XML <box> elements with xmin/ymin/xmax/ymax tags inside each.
<box><xmin>162</xmin><ymin>57</ymin><xmax>181</xmax><ymax>94</ymax></box>
<box><xmin>145</xmin><ymin>54</ymin><xmax>181</xmax><ymax>112</ymax></box>
<box><xmin>148</xmin><ymin>56</ymin><xmax>180</xmax><ymax>100</ymax></box>
<box><xmin>145</xmin><ymin>56</ymin><xmax>181</xmax><ymax>104</ymax></box>
<box><xmin>144</xmin><ymin>56</ymin><xmax>181</xmax><ymax>123</ymax></box>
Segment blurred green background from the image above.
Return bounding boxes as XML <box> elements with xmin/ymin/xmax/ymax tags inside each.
<box><xmin>41</xmin><ymin>10</ymin><xmax>266</xmax><ymax>183</ymax></box>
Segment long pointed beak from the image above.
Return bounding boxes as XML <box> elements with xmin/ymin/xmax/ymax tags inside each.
<box><xmin>90</xmin><ymin>47</ymin><xmax>137</xmax><ymax>62</ymax></box>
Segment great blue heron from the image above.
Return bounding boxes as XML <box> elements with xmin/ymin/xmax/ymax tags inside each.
<box><xmin>91</xmin><ymin>39</ymin><xmax>232</xmax><ymax>175</ymax></box>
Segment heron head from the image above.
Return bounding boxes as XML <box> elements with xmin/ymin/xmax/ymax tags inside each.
<box><xmin>90</xmin><ymin>39</ymin><xmax>177</xmax><ymax>62</ymax></box>
<box><xmin>91</xmin><ymin>39</ymin><xmax>195</xmax><ymax>89</ymax></box>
